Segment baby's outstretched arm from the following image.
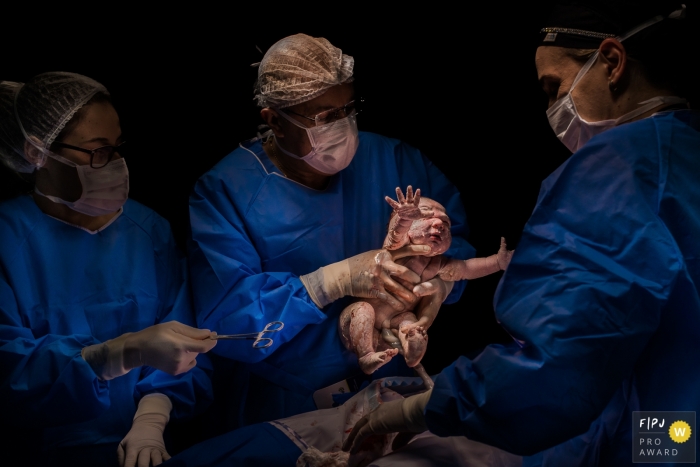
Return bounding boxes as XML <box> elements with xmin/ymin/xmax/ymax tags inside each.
<box><xmin>383</xmin><ymin>186</ymin><xmax>432</xmax><ymax>250</ymax></box>
<box><xmin>426</xmin><ymin>237</ymin><xmax>514</xmax><ymax>284</ymax></box>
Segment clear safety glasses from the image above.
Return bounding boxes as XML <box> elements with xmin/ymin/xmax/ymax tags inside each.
<box><xmin>284</xmin><ymin>98</ymin><xmax>364</xmax><ymax>126</ymax></box>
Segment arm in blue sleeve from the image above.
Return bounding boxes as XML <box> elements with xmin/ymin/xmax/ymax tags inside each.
<box><xmin>134</xmin><ymin>217</ymin><xmax>213</xmax><ymax>420</ymax></box>
<box><xmin>0</xmin><ymin>275</ymin><xmax>110</xmax><ymax>428</ymax></box>
<box><xmin>188</xmin><ymin>176</ymin><xmax>327</xmax><ymax>363</ymax></box>
<box><xmin>397</xmin><ymin>144</ymin><xmax>476</xmax><ymax>304</ymax></box>
<box><xmin>136</xmin><ymin>360</ymin><xmax>212</xmax><ymax>421</ymax></box>
<box><xmin>424</xmin><ymin>139</ymin><xmax>679</xmax><ymax>455</ymax></box>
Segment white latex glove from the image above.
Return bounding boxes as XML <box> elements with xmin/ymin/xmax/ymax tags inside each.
<box><xmin>82</xmin><ymin>321</ymin><xmax>217</xmax><ymax>380</ymax></box>
<box><xmin>300</xmin><ymin>245</ymin><xmax>431</xmax><ymax>311</ymax></box>
<box><xmin>118</xmin><ymin>393</ymin><xmax>172</xmax><ymax>467</ymax></box>
<box><xmin>342</xmin><ymin>389</ymin><xmax>432</xmax><ymax>456</ymax></box>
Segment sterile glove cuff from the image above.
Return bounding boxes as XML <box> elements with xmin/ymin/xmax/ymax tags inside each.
<box><xmin>81</xmin><ymin>336</ymin><xmax>131</xmax><ymax>381</ymax></box>
<box><xmin>300</xmin><ymin>269</ymin><xmax>330</xmax><ymax>309</ymax></box>
<box><xmin>322</xmin><ymin>260</ymin><xmax>352</xmax><ymax>300</ymax></box>
<box><xmin>301</xmin><ymin>260</ymin><xmax>352</xmax><ymax>308</ymax></box>
<box><xmin>402</xmin><ymin>389</ymin><xmax>432</xmax><ymax>433</ymax></box>
<box><xmin>134</xmin><ymin>393</ymin><xmax>172</xmax><ymax>425</ymax></box>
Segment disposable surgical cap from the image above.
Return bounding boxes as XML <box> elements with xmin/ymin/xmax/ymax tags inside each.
<box><xmin>254</xmin><ymin>34</ymin><xmax>354</xmax><ymax>109</ymax></box>
<box><xmin>0</xmin><ymin>72</ymin><xmax>109</xmax><ymax>173</ymax></box>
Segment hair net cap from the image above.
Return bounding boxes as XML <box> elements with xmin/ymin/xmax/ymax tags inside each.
<box><xmin>0</xmin><ymin>72</ymin><xmax>109</xmax><ymax>173</ymax></box>
<box><xmin>254</xmin><ymin>34</ymin><xmax>354</xmax><ymax>109</ymax></box>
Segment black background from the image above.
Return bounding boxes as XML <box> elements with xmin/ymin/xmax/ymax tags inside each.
<box><xmin>1</xmin><ymin>3</ymin><xmax>696</xmax><ymax>375</ymax></box>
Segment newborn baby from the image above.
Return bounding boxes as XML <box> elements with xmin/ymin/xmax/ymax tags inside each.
<box><xmin>339</xmin><ymin>186</ymin><xmax>512</xmax><ymax>374</ymax></box>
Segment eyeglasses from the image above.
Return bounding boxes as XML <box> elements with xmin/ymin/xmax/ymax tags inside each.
<box><xmin>285</xmin><ymin>98</ymin><xmax>364</xmax><ymax>126</ymax></box>
<box><xmin>53</xmin><ymin>141</ymin><xmax>126</xmax><ymax>168</ymax></box>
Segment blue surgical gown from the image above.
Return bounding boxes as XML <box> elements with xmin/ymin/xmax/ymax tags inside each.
<box><xmin>0</xmin><ymin>197</ymin><xmax>213</xmax><ymax>454</ymax></box>
<box><xmin>189</xmin><ymin>131</ymin><xmax>474</xmax><ymax>427</ymax></box>
<box><xmin>425</xmin><ymin>110</ymin><xmax>700</xmax><ymax>466</ymax></box>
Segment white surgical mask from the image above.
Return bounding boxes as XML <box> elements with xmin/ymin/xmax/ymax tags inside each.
<box><xmin>546</xmin><ymin>9</ymin><xmax>688</xmax><ymax>153</ymax></box>
<box><xmin>276</xmin><ymin>110</ymin><xmax>359</xmax><ymax>175</ymax></box>
<box><xmin>35</xmin><ymin>150</ymin><xmax>129</xmax><ymax>217</ymax></box>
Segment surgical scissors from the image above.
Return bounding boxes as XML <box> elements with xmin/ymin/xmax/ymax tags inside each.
<box><xmin>210</xmin><ymin>321</ymin><xmax>284</xmax><ymax>349</ymax></box>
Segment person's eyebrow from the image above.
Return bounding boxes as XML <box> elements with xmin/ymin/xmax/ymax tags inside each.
<box><xmin>305</xmin><ymin>96</ymin><xmax>355</xmax><ymax>115</ymax></box>
<box><xmin>305</xmin><ymin>104</ymin><xmax>337</xmax><ymax>114</ymax></box>
<box><xmin>81</xmin><ymin>135</ymin><xmax>123</xmax><ymax>145</ymax></box>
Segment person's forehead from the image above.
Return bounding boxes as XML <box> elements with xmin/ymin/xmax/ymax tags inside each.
<box><xmin>67</xmin><ymin>101</ymin><xmax>121</xmax><ymax>144</ymax></box>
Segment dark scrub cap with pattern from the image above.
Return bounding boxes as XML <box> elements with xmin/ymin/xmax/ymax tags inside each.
<box><xmin>0</xmin><ymin>72</ymin><xmax>108</xmax><ymax>173</ymax></box>
<box><xmin>539</xmin><ymin>1</ymin><xmax>687</xmax><ymax>49</ymax></box>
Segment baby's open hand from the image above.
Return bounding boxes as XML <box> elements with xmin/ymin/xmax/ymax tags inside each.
<box><xmin>385</xmin><ymin>186</ymin><xmax>430</xmax><ymax>221</ymax></box>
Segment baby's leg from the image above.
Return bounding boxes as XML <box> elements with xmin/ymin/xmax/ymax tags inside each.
<box><xmin>339</xmin><ymin>302</ymin><xmax>399</xmax><ymax>374</ymax></box>
<box><xmin>389</xmin><ymin>311</ymin><xmax>428</xmax><ymax>368</ymax></box>
<box><xmin>404</xmin><ymin>277</ymin><xmax>452</xmax><ymax>332</ymax></box>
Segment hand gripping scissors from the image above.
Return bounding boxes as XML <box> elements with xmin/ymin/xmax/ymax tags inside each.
<box><xmin>210</xmin><ymin>321</ymin><xmax>284</xmax><ymax>349</ymax></box>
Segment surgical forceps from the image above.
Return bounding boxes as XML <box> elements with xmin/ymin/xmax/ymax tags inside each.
<box><xmin>210</xmin><ymin>321</ymin><xmax>284</xmax><ymax>349</ymax></box>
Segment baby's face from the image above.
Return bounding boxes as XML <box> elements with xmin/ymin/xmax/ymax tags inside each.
<box><xmin>407</xmin><ymin>198</ymin><xmax>452</xmax><ymax>256</ymax></box>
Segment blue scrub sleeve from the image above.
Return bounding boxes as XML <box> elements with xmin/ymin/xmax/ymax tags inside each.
<box><xmin>134</xmin><ymin>221</ymin><xmax>214</xmax><ymax>420</ymax></box>
<box><xmin>188</xmin><ymin>177</ymin><xmax>328</xmax><ymax>363</ymax></box>
<box><xmin>0</xmin><ymin>277</ymin><xmax>110</xmax><ymax>428</ymax></box>
<box><xmin>424</xmin><ymin>137</ymin><xmax>681</xmax><ymax>455</ymax></box>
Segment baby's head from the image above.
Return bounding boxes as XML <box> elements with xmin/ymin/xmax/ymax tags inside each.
<box><xmin>407</xmin><ymin>198</ymin><xmax>452</xmax><ymax>256</ymax></box>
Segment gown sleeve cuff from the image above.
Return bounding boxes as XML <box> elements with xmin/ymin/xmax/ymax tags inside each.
<box><xmin>423</xmin><ymin>358</ymin><xmax>476</xmax><ymax>438</ymax></box>
<box><xmin>299</xmin><ymin>271</ymin><xmax>326</xmax><ymax>309</ymax></box>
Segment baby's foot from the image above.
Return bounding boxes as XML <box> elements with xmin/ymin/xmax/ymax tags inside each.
<box><xmin>399</xmin><ymin>325</ymin><xmax>428</xmax><ymax>367</ymax></box>
<box><xmin>400</xmin><ymin>321</ymin><xmax>428</xmax><ymax>336</ymax></box>
<box><xmin>358</xmin><ymin>349</ymin><xmax>399</xmax><ymax>374</ymax></box>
